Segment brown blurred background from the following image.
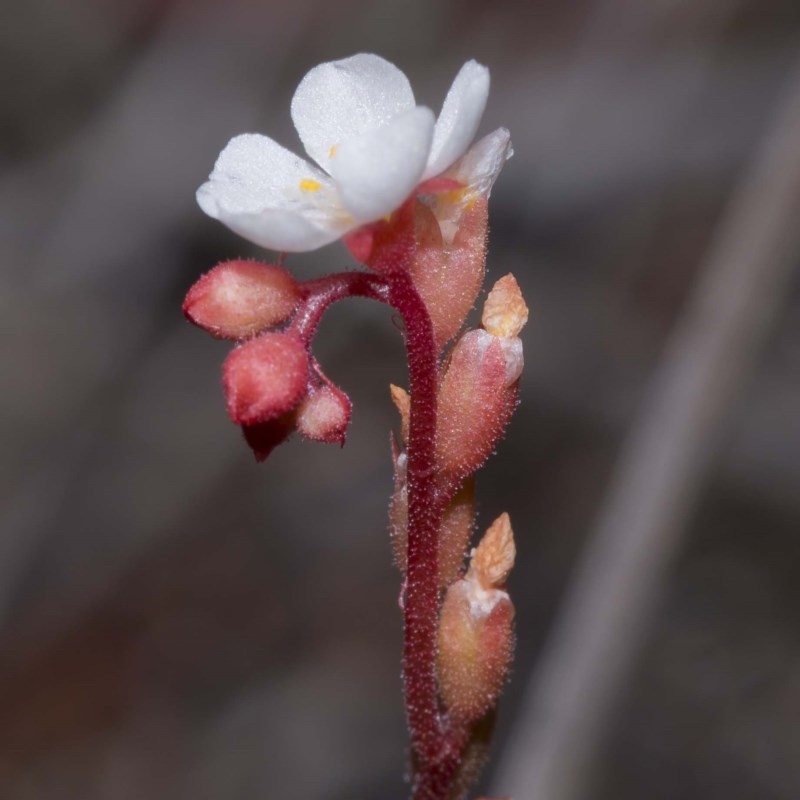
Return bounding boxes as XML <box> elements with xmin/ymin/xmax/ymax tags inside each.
<box><xmin>2</xmin><ymin>0</ymin><xmax>799</xmax><ymax>798</ymax></box>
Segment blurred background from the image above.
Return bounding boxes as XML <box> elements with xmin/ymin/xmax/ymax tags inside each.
<box><xmin>2</xmin><ymin>0</ymin><xmax>799</xmax><ymax>798</ymax></box>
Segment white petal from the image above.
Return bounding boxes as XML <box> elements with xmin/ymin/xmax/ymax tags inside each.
<box><xmin>332</xmin><ymin>106</ymin><xmax>435</xmax><ymax>222</ymax></box>
<box><xmin>291</xmin><ymin>53</ymin><xmax>416</xmax><ymax>170</ymax></box>
<box><xmin>446</xmin><ymin>127</ymin><xmax>513</xmax><ymax>197</ymax></box>
<box><xmin>423</xmin><ymin>60</ymin><xmax>490</xmax><ymax>180</ymax></box>
<box><xmin>204</xmin><ymin>205</ymin><xmax>347</xmax><ymax>252</ymax></box>
<box><xmin>197</xmin><ymin>133</ymin><xmax>328</xmax><ymax>213</ymax></box>
<box><xmin>197</xmin><ymin>133</ymin><xmax>351</xmax><ymax>251</ymax></box>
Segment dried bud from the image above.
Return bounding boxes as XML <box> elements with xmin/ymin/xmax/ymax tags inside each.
<box><xmin>437</xmin><ymin>515</ymin><xmax>517</xmax><ymax>722</ymax></box>
<box><xmin>183</xmin><ymin>259</ymin><xmax>300</xmax><ymax>339</ymax></box>
<box><xmin>482</xmin><ymin>274</ymin><xmax>528</xmax><ymax>338</ymax></box>
<box><xmin>389</xmin><ymin>384</ymin><xmax>411</xmax><ymax>446</ymax></box>
<box><xmin>223</xmin><ymin>332</ymin><xmax>308</xmax><ymax>425</ymax></box>
<box><xmin>436</xmin><ymin>330</ymin><xmax>518</xmax><ymax>485</ymax></box>
<box><xmin>468</xmin><ymin>512</ymin><xmax>515</xmax><ymax>589</ymax></box>
<box><xmin>409</xmin><ymin>198</ymin><xmax>488</xmax><ymax>349</ymax></box>
<box><xmin>296</xmin><ymin>384</ymin><xmax>352</xmax><ymax>445</ymax></box>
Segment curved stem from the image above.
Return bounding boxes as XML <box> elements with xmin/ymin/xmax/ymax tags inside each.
<box><xmin>291</xmin><ymin>271</ymin><xmax>390</xmax><ymax>343</ymax></box>
<box><xmin>290</xmin><ymin>266</ymin><xmax>464</xmax><ymax>798</ymax></box>
<box><xmin>387</xmin><ymin>270</ymin><xmax>466</xmax><ymax>800</ymax></box>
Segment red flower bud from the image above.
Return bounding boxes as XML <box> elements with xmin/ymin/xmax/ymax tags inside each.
<box><xmin>223</xmin><ymin>332</ymin><xmax>308</xmax><ymax>425</ymax></box>
<box><xmin>183</xmin><ymin>259</ymin><xmax>300</xmax><ymax>339</ymax></box>
<box><xmin>296</xmin><ymin>384</ymin><xmax>352</xmax><ymax>445</ymax></box>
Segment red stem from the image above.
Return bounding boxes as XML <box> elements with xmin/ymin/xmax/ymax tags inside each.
<box><xmin>290</xmin><ymin>271</ymin><xmax>390</xmax><ymax>343</ymax></box>
<box><xmin>387</xmin><ymin>270</ymin><xmax>467</xmax><ymax>800</ymax></box>
<box><xmin>292</xmin><ymin>267</ymin><xmax>465</xmax><ymax>798</ymax></box>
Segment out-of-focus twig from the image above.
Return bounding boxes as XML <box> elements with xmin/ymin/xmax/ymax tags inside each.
<box><xmin>493</xmin><ymin>56</ymin><xmax>800</xmax><ymax>800</ymax></box>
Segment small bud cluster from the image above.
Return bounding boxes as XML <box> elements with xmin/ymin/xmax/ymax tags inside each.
<box><xmin>183</xmin><ymin>259</ymin><xmax>353</xmax><ymax>461</ymax></box>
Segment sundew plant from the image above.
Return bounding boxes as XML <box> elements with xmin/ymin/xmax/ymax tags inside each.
<box><xmin>185</xmin><ymin>53</ymin><xmax>526</xmax><ymax>800</ymax></box>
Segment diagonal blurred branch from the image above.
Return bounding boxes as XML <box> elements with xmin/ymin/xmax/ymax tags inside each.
<box><xmin>493</xmin><ymin>55</ymin><xmax>800</xmax><ymax>800</ymax></box>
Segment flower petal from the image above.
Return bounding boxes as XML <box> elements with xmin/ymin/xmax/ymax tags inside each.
<box><xmin>291</xmin><ymin>53</ymin><xmax>416</xmax><ymax>170</ymax></box>
<box><xmin>423</xmin><ymin>60</ymin><xmax>490</xmax><ymax>180</ymax></box>
<box><xmin>446</xmin><ymin>127</ymin><xmax>513</xmax><ymax>198</ymax></box>
<box><xmin>207</xmin><ymin>206</ymin><xmax>345</xmax><ymax>252</ymax></box>
<box><xmin>332</xmin><ymin>106</ymin><xmax>435</xmax><ymax>222</ymax></box>
<box><xmin>197</xmin><ymin>133</ymin><xmax>350</xmax><ymax>251</ymax></box>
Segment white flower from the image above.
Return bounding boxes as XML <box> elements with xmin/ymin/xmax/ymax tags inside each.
<box><xmin>197</xmin><ymin>54</ymin><xmax>510</xmax><ymax>252</ymax></box>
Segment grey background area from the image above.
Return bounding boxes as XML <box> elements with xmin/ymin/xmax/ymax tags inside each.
<box><xmin>1</xmin><ymin>1</ymin><xmax>799</xmax><ymax>799</ymax></box>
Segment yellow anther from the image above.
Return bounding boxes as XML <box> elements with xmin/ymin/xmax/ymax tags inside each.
<box><xmin>328</xmin><ymin>144</ymin><xmax>337</xmax><ymax>159</ymax></box>
<box><xmin>299</xmin><ymin>178</ymin><xmax>321</xmax><ymax>193</ymax></box>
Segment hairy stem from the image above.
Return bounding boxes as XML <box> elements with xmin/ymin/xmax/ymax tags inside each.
<box><xmin>291</xmin><ymin>271</ymin><xmax>390</xmax><ymax>343</ymax></box>
<box><xmin>387</xmin><ymin>269</ymin><xmax>466</xmax><ymax>799</ymax></box>
<box><xmin>292</xmin><ymin>266</ymin><xmax>464</xmax><ymax>798</ymax></box>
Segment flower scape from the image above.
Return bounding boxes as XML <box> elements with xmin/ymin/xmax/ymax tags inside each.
<box><xmin>185</xmin><ymin>53</ymin><xmax>527</xmax><ymax>800</ymax></box>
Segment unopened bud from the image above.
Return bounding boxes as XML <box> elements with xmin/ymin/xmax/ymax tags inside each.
<box><xmin>409</xmin><ymin>199</ymin><xmax>488</xmax><ymax>349</ymax></box>
<box><xmin>437</xmin><ymin>514</ymin><xmax>516</xmax><ymax>721</ymax></box>
<box><xmin>296</xmin><ymin>384</ymin><xmax>352</xmax><ymax>445</ymax></box>
<box><xmin>223</xmin><ymin>332</ymin><xmax>308</xmax><ymax>425</ymax></box>
<box><xmin>183</xmin><ymin>259</ymin><xmax>300</xmax><ymax>339</ymax></box>
<box><xmin>482</xmin><ymin>274</ymin><xmax>528</xmax><ymax>338</ymax></box>
<box><xmin>436</xmin><ymin>330</ymin><xmax>518</xmax><ymax>484</ymax></box>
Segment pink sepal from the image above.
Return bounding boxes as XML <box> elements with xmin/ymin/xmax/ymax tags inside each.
<box><xmin>241</xmin><ymin>414</ymin><xmax>295</xmax><ymax>462</ymax></box>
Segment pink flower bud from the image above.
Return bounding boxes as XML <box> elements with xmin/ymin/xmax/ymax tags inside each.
<box><xmin>436</xmin><ymin>330</ymin><xmax>518</xmax><ymax>484</ymax></box>
<box><xmin>437</xmin><ymin>579</ymin><xmax>514</xmax><ymax>722</ymax></box>
<box><xmin>295</xmin><ymin>384</ymin><xmax>352</xmax><ymax>445</ymax></box>
<box><xmin>223</xmin><ymin>332</ymin><xmax>308</xmax><ymax>425</ymax></box>
<box><xmin>409</xmin><ymin>198</ymin><xmax>488</xmax><ymax>349</ymax></box>
<box><xmin>437</xmin><ymin>514</ymin><xmax>516</xmax><ymax>722</ymax></box>
<box><xmin>183</xmin><ymin>259</ymin><xmax>300</xmax><ymax>340</ymax></box>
